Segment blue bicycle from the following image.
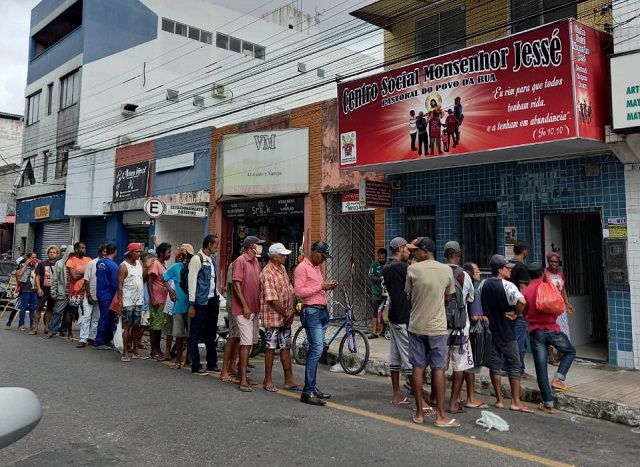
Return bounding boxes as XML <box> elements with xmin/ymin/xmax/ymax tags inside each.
<box><xmin>292</xmin><ymin>289</ymin><xmax>370</xmax><ymax>375</ymax></box>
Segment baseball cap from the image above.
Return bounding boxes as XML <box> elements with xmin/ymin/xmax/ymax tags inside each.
<box><xmin>242</xmin><ymin>236</ymin><xmax>265</xmax><ymax>249</ymax></box>
<box><xmin>489</xmin><ymin>254</ymin><xmax>514</xmax><ymax>270</ymax></box>
<box><xmin>180</xmin><ymin>243</ymin><xmax>195</xmax><ymax>256</ymax></box>
<box><xmin>125</xmin><ymin>242</ymin><xmax>144</xmax><ymax>255</ymax></box>
<box><xmin>443</xmin><ymin>241</ymin><xmax>461</xmax><ymax>253</ymax></box>
<box><xmin>528</xmin><ymin>261</ymin><xmax>544</xmax><ymax>276</ymax></box>
<box><xmin>311</xmin><ymin>241</ymin><xmax>332</xmax><ymax>259</ymax></box>
<box><xmin>407</xmin><ymin>237</ymin><xmax>435</xmax><ymax>253</ymax></box>
<box><xmin>60</xmin><ymin>245</ymin><xmax>68</xmax><ymax>251</ymax></box>
<box><xmin>389</xmin><ymin>237</ymin><xmax>408</xmax><ymax>250</ymax></box>
<box><xmin>268</xmin><ymin>243</ymin><xmax>292</xmax><ymax>256</ymax></box>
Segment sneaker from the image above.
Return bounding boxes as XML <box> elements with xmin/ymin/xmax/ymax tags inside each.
<box><xmin>95</xmin><ymin>345</ymin><xmax>111</xmax><ymax>350</ymax></box>
<box><xmin>367</xmin><ymin>333</ymin><xmax>379</xmax><ymax>340</ymax></box>
<box><xmin>19</xmin><ymin>326</ymin><xmax>27</xmax><ymax>331</ymax></box>
<box><xmin>192</xmin><ymin>369</ymin><xmax>209</xmax><ymax>376</ymax></box>
<box><xmin>384</xmin><ymin>330</ymin><xmax>390</xmax><ymax>340</ymax></box>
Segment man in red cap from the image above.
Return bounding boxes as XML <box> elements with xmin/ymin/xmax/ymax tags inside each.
<box><xmin>118</xmin><ymin>243</ymin><xmax>145</xmax><ymax>362</ymax></box>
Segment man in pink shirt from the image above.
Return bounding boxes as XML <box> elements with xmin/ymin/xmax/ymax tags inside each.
<box><xmin>232</xmin><ymin>236</ymin><xmax>264</xmax><ymax>392</ymax></box>
<box><xmin>523</xmin><ymin>262</ymin><xmax>576</xmax><ymax>414</ymax></box>
<box><xmin>294</xmin><ymin>241</ymin><xmax>338</xmax><ymax>406</ymax></box>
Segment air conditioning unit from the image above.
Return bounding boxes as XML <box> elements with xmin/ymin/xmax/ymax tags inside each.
<box><xmin>120</xmin><ymin>103</ymin><xmax>138</xmax><ymax>117</ymax></box>
<box><xmin>166</xmin><ymin>89</ymin><xmax>179</xmax><ymax>102</ymax></box>
<box><xmin>117</xmin><ymin>135</ymin><xmax>132</xmax><ymax>147</ymax></box>
<box><xmin>297</xmin><ymin>62</ymin><xmax>307</xmax><ymax>73</ymax></box>
<box><xmin>212</xmin><ymin>84</ymin><xmax>225</xmax><ymax>98</ymax></box>
<box><xmin>317</xmin><ymin>68</ymin><xmax>325</xmax><ymax>78</ymax></box>
<box><xmin>193</xmin><ymin>96</ymin><xmax>205</xmax><ymax>107</ymax></box>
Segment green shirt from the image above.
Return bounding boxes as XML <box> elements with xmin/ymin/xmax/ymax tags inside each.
<box><xmin>368</xmin><ymin>260</ymin><xmax>385</xmax><ymax>301</ymax></box>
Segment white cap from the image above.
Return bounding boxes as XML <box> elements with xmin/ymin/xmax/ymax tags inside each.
<box><xmin>268</xmin><ymin>243</ymin><xmax>292</xmax><ymax>256</ymax></box>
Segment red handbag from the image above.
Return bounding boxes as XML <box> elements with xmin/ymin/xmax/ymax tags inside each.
<box><xmin>109</xmin><ymin>293</ymin><xmax>122</xmax><ymax>314</ymax></box>
<box><xmin>536</xmin><ymin>278</ymin><xmax>565</xmax><ymax>315</ymax></box>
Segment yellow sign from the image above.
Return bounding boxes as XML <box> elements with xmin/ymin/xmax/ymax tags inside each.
<box><xmin>34</xmin><ymin>205</ymin><xmax>50</xmax><ymax>219</ymax></box>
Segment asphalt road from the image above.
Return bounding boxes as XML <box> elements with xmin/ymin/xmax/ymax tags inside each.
<box><xmin>1</xmin><ymin>328</ymin><xmax>638</xmax><ymax>466</ymax></box>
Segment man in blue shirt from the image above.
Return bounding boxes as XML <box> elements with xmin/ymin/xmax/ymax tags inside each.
<box><xmin>94</xmin><ymin>243</ymin><xmax>120</xmax><ymax>349</ymax></box>
<box><xmin>163</xmin><ymin>244</ymin><xmax>193</xmax><ymax>369</ymax></box>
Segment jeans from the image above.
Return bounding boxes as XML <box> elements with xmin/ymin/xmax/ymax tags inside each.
<box><xmin>19</xmin><ymin>291</ymin><xmax>37</xmax><ymax>327</ymax></box>
<box><xmin>515</xmin><ymin>316</ymin><xmax>529</xmax><ymax>373</ymax></box>
<box><xmin>94</xmin><ymin>297</ymin><xmax>116</xmax><ymax>346</ymax></box>
<box><xmin>189</xmin><ymin>297</ymin><xmax>219</xmax><ymax>373</ymax></box>
<box><xmin>301</xmin><ymin>305</ymin><xmax>329</xmax><ymax>395</ymax></box>
<box><xmin>529</xmin><ymin>329</ymin><xmax>576</xmax><ymax>407</ymax></box>
<box><xmin>79</xmin><ymin>296</ymin><xmax>100</xmax><ymax>343</ymax></box>
<box><xmin>48</xmin><ymin>297</ymin><xmax>68</xmax><ymax>334</ymax></box>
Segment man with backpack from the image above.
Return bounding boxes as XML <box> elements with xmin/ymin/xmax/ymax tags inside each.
<box><xmin>523</xmin><ymin>262</ymin><xmax>576</xmax><ymax>414</ymax></box>
<box><xmin>186</xmin><ymin>235</ymin><xmax>220</xmax><ymax>376</ymax></box>
<box><xmin>405</xmin><ymin>237</ymin><xmax>458</xmax><ymax>428</ymax></box>
<box><xmin>442</xmin><ymin>241</ymin><xmax>478</xmax><ymax>414</ymax></box>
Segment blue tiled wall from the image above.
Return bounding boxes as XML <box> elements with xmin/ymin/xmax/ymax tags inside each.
<box><xmin>385</xmin><ymin>155</ymin><xmax>632</xmax><ymax>367</ymax></box>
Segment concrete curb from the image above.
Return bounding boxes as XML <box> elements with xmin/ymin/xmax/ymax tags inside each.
<box><xmin>322</xmin><ymin>349</ymin><xmax>640</xmax><ymax>427</ymax></box>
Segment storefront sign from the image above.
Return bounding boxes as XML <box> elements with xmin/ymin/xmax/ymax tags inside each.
<box><xmin>359</xmin><ymin>180</ymin><xmax>392</xmax><ymax>208</ymax></box>
<box><xmin>164</xmin><ymin>203</ymin><xmax>207</xmax><ymax>218</ymax></box>
<box><xmin>611</xmin><ymin>51</ymin><xmax>640</xmax><ymax>130</ymax></box>
<box><xmin>216</xmin><ymin>130</ymin><xmax>309</xmax><ymax>198</ymax></box>
<box><xmin>504</xmin><ymin>226</ymin><xmax>517</xmax><ymax>258</ymax></box>
<box><xmin>341</xmin><ymin>191</ymin><xmax>374</xmax><ymax>213</ymax></box>
<box><xmin>608</xmin><ymin>217</ymin><xmax>628</xmax><ymax>239</ymax></box>
<box><xmin>143</xmin><ymin>198</ymin><xmax>164</xmax><ymax>218</ymax></box>
<box><xmin>338</xmin><ymin>20</ymin><xmax>609</xmax><ymax>169</ymax></box>
<box><xmin>34</xmin><ymin>205</ymin><xmax>50</xmax><ymax>220</ymax></box>
<box><xmin>222</xmin><ymin>197</ymin><xmax>304</xmax><ymax>219</ymax></box>
<box><xmin>113</xmin><ymin>161</ymin><xmax>150</xmax><ymax>201</ymax></box>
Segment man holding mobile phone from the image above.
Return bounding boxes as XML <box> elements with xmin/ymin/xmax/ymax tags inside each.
<box><xmin>294</xmin><ymin>241</ymin><xmax>338</xmax><ymax>406</ymax></box>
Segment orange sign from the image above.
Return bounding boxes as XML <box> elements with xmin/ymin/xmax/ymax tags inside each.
<box><xmin>34</xmin><ymin>205</ymin><xmax>50</xmax><ymax>219</ymax></box>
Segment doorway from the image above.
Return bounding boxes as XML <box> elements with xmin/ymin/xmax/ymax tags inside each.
<box><xmin>542</xmin><ymin>212</ymin><xmax>607</xmax><ymax>361</ymax></box>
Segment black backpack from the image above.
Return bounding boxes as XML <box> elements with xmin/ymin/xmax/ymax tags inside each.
<box><xmin>179</xmin><ymin>252</ymin><xmax>204</xmax><ymax>296</ymax></box>
<box><xmin>445</xmin><ymin>266</ymin><xmax>467</xmax><ymax>330</ymax></box>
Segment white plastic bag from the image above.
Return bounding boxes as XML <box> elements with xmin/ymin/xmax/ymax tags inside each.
<box><xmin>113</xmin><ymin>317</ymin><xmax>124</xmax><ymax>354</ymax></box>
<box><xmin>475</xmin><ymin>410</ymin><xmax>510</xmax><ymax>432</ymax></box>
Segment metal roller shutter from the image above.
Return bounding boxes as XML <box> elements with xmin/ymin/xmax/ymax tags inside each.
<box><xmin>81</xmin><ymin>217</ymin><xmax>107</xmax><ymax>258</ymax></box>
<box><xmin>33</xmin><ymin>220</ymin><xmax>71</xmax><ymax>258</ymax></box>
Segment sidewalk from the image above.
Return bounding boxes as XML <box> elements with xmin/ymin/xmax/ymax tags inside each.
<box><xmin>320</xmin><ymin>331</ymin><xmax>640</xmax><ymax>426</ymax></box>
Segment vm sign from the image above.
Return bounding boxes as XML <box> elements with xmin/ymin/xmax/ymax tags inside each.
<box><xmin>254</xmin><ymin>134</ymin><xmax>276</xmax><ymax>150</ymax></box>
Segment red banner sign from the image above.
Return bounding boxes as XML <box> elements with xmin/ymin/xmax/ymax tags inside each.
<box><xmin>338</xmin><ymin>20</ymin><xmax>609</xmax><ymax>169</ymax></box>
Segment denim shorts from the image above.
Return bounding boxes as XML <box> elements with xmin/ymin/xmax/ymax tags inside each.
<box><xmin>408</xmin><ymin>332</ymin><xmax>448</xmax><ymax>370</ymax></box>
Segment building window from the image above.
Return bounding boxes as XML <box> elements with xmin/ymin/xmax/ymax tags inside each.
<box><xmin>55</xmin><ymin>149</ymin><xmax>68</xmax><ymax>179</ymax></box>
<box><xmin>161</xmin><ymin>17</ymin><xmax>175</xmax><ymax>33</ymax></box>
<box><xmin>405</xmin><ymin>205</ymin><xmax>436</xmax><ymax>245</ymax></box>
<box><xmin>26</xmin><ymin>91</ymin><xmax>41</xmax><ymax>125</ymax></box>
<box><xmin>60</xmin><ymin>69</ymin><xmax>80</xmax><ymax>110</ymax></box>
<box><xmin>42</xmin><ymin>151</ymin><xmax>49</xmax><ymax>182</ymax></box>
<box><xmin>415</xmin><ymin>6</ymin><xmax>466</xmax><ymax>60</ymax></box>
<box><xmin>188</xmin><ymin>26</ymin><xmax>200</xmax><ymax>41</ymax></box>
<box><xmin>216</xmin><ymin>32</ymin><xmax>229</xmax><ymax>49</ymax></box>
<box><xmin>254</xmin><ymin>45</ymin><xmax>266</xmax><ymax>60</ymax></box>
<box><xmin>46</xmin><ymin>83</ymin><xmax>53</xmax><ymax>115</ymax></box>
<box><xmin>20</xmin><ymin>157</ymin><xmax>36</xmax><ymax>187</ymax></box>
<box><xmin>461</xmin><ymin>201</ymin><xmax>497</xmax><ymax>267</ymax></box>
<box><xmin>511</xmin><ymin>0</ymin><xmax>577</xmax><ymax>34</ymax></box>
<box><xmin>175</xmin><ymin>22</ymin><xmax>187</xmax><ymax>37</ymax></box>
<box><xmin>229</xmin><ymin>36</ymin><xmax>241</xmax><ymax>53</ymax></box>
<box><xmin>200</xmin><ymin>30</ymin><xmax>212</xmax><ymax>44</ymax></box>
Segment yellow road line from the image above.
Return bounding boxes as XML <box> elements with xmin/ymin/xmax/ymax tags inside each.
<box><xmin>277</xmin><ymin>390</ymin><xmax>573</xmax><ymax>467</ymax></box>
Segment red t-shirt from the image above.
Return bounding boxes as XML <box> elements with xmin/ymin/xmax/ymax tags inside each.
<box><xmin>66</xmin><ymin>256</ymin><xmax>91</xmax><ymax>296</ymax></box>
<box><xmin>445</xmin><ymin>114</ymin><xmax>457</xmax><ymax>133</ymax></box>
<box><xmin>231</xmin><ymin>253</ymin><xmax>261</xmax><ymax>316</ymax></box>
<box><xmin>148</xmin><ymin>259</ymin><xmax>168</xmax><ymax>305</ymax></box>
<box><xmin>428</xmin><ymin>117</ymin><xmax>441</xmax><ymax>138</ymax></box>
<box><xmin>524</xmin><ymin>278</ymin><xmax>560</xmax><ymax>332</ymax></box>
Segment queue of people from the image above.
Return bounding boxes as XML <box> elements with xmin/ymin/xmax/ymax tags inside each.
<box><xmin>6</xmin><ymin>232</ymin><xmax>576</xmax><ymax>424</ymax></box>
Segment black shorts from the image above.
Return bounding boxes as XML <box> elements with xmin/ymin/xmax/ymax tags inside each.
<box><xmin>37</xmin><ymin>295</ymin><xmax>55</xmax><ymax>312</ymax></box>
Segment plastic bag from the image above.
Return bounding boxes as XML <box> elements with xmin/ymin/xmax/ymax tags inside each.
<box><xmin>469</xmin><ymin>321</ymin><xmax>491</xmax><ymax>368</ymax></box>
<box><xmin>113</xmin><ymin>317</ymin><xmax>124</xmax><ymax>354</ymax></box>
<box><xmin>536</xmin><ymin>281</ymin><xmax>565</xmax><ymax>315</ymax></box>
<box><xmin>475</xmin><ymin>410</ymin><xmax>509</xmax><ymax>432</ymax></box>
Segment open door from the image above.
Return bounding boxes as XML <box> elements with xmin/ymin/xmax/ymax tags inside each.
<box><xmin>542</xmin><ymin>212</ymin><xmax>607</xmax><ymax>361</ymax></box>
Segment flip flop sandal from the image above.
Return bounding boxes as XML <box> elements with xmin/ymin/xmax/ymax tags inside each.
<box><xmin>411</xmin><ymin>416</ymin><xmax>424</xmax><ymax>425</ymax></box>
<box><xmin>238</xmin><ymin>385</ymin><xmax>252</xmax><ymax>393</ymax></box>
<box><xmin>510</xmin><ymin>406</ymin><xmax>534</xmax><ymax>414</ymax></box>
<box><xmin>132</xmin><ymin>354</ymin><xmax>149</xmax><ymax>360</ymax></box>
<box><xmin>537</xmin><ymin>403</ymin><xmax>554</xmax><ymax>414</ymax></box>
<box><xmin>447</xmin><ymin>407</ymin><xmax>467</xmax><ymax>414</ymax></box>
<box><xmin>390</xmin><ymin>397</ymin><xmax>410</xmax><ymax>406</ymax></box>
<box><xmin>28</xmin><ymin>331</ymin><xmax>37</xmax><ymax>335</ymax></box>
<box><xmin>423</xmin><ymin>406</ymin><xmax>436</xmax><ymax>416</ymax></box>
<box><xmin>465</xmin><ymin>403</ymin><xmax>489</xmax><ymax>409</ymax></box>
<box><xmin>434</xmin><ymin>418</ymin><xmax>460</xmax><ymax>428</ymax></box>
<box><xmin>172</xmin><ymin>364</ymin><xmax>182</xmax><ymax>370</ymax></box>
<box><xmin>283</xmin><ymin>384</ymin><xmax>304</xmax><ymax>392</ymax></box>
<box><xmin>121</xmin><ymin>357</ymin><xmax>131</xmax><ymax>362</ymax></box>
<box><xmin>263</xmin><ymin>385</ymin><xmax>278</xmax><ymax>393</ymax></box>
<box><xmin>246</xmin><ymin>378</ymin><xmax>259</xmax><ymax>386</ymax></box>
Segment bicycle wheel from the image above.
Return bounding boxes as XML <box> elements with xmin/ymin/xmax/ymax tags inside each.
<box><xmin>292</xmin><ymin>326</ymin><xmax>309</xmax><ymax>365</ymax></box>
<box><xmin>338</xmin><ymin>329</ymin><xmax>370</xmax><ymax>375</ymax></box>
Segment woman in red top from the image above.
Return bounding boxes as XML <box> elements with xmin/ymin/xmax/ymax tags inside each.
<box><xmin>523</xmin><ymin>262</ymin><xmax>576</xmax><ymax>414</ymax></box>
